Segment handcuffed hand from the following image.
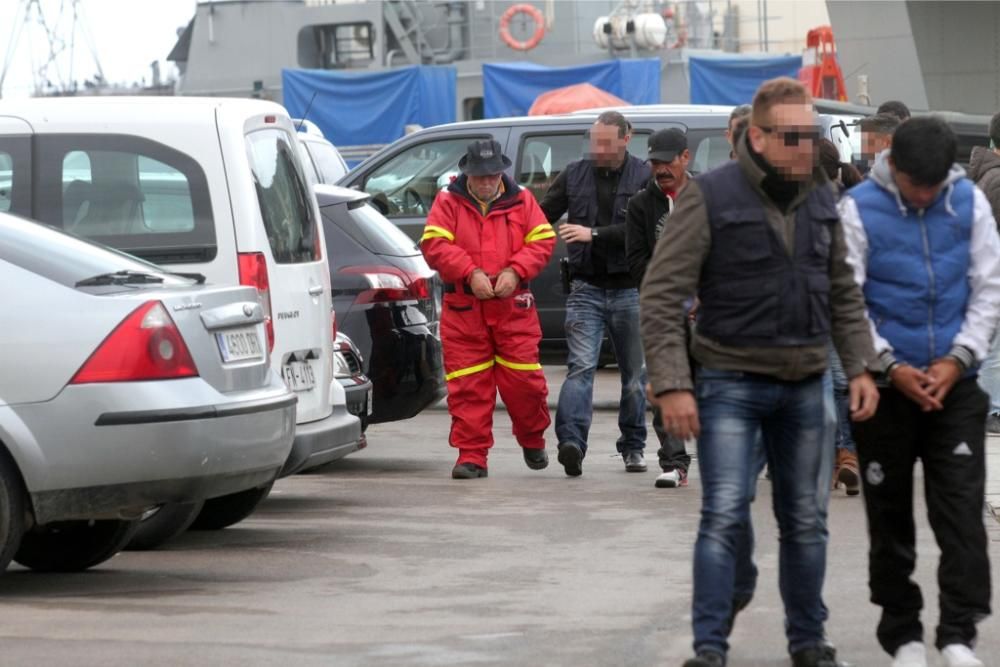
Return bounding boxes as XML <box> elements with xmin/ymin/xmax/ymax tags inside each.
<box><xmin>469</xmin><ymin>268</ymin><xmax>495</xmax><ymax>300</ymax></box>
<box><xmin>493</xmin><ymin>267</ymin><xmax>520</xmax><ymax>298</ymax></box>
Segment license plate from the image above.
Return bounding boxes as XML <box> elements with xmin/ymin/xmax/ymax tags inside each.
<box><xmin>216</xmin><ymin>327</ymin><xmax>264</xmax><ymax>363</ymax></box>
<box><xmin>282</xmin><ymin>360</ymin><xmax>316</xmax><ymax>392</ymax></box>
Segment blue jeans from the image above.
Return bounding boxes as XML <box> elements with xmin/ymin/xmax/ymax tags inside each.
<box><xmin>555</xmin><ymin>281</ymin><xmax>646</xmax><ymax>455</ymax></box>
<box><xmin>977</xmin><ymin>332</ymin><xmax>1000</xmax><ymax>414</ymax></box>
<box><xmin>828</xmin><ymin>346</ymin><xmax>856</xmax><ymax>453</ymax></box>
<box><xmin>693</xmin><ymin>368</ymin><xmax>836</xmax><ymax>656</ymax></box>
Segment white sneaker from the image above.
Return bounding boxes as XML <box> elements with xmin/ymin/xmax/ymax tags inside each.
<box><xmin>941</xmin><ymin>644</ymin><xmax>984</xmax><ymax>667</ymax></box>
<box><xmin>892</xmin><ymin>641</ymin><xmax>926</xmax><ymax>667</ymax></box>
<box><xmin>655</xmin><ymin>468</ymin><xmax>687</xmax><ymax>488</ymax></box>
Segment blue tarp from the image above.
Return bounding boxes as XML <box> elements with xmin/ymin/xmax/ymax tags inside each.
<box><xmin>689</xmin><ymin>55</ymin><xmax>803</xmax><ymax>105</ymax></box>
<box><xmin>282</xmin><ymin>66</ymin><xmax>457</xmax><ymax>164</ymax></box>
<box><xmin>482</xmin><ymin>59</ymin><xmax>661</xmax><ymax>118</ymax></box>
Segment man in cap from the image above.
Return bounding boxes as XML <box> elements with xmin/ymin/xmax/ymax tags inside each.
<box><xmin>420</xmin><ymin>139</ymin><xmax>557</xmax><ymax>479</ymax></box>
<box><xmin>625</xmin><ymin>128</ymin><xmax>693</xmax><ymax>488</ymax></box>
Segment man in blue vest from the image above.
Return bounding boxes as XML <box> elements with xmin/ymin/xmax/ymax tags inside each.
<box><xmin>841</xmin><ymin>117</ymin><xmax>1000</xmax><ymax>667</ymax></box>
<box><xmin>540</xmin><ymin>111</ymin><xmax>651</xmax><ymax>476</ymax></box>
<box><xmin>640</xmin><ymin>77</ymin><xmax>880</xmax><ymax>667</ymax></box>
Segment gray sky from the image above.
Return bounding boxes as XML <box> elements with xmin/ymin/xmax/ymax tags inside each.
<box><xmin>0</xmin><ymin>0</ymin><xmax>198</xmax><ymax>98</ymax></box>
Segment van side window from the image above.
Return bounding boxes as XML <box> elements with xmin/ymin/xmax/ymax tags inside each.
<box><xmin>35</xmin><ymin>135</ymin><xmax>216</xmax><ymax>263</ymax></box>
<box><xmin>0</xmin><ymin>153</ymin><xmax>13</xmax><ymax>213</ymax></box>
<box><xmin>690</xmin><ymin>135</ymin><xmax>732</xmax><ymax>175</ymax></box>
<box><xmin>363</xmin><ymin>137</ymin><xmax>488</xmax><ymax>217</ymax></box>
<box><xmin>246</xmin><ymin>128</ymin><xmax>320</xmax><ymax>264</ymax></box>
<box><xmin>516</xmin><ymin>134</ymin><xmax>585</xmax><ymax>203</ymax></box>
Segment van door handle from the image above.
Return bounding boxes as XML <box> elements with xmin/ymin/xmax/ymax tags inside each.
<box><xmin>308</xmin><ymin>285</ymin><xmax>324</xmax><ymax>296</ymax></box>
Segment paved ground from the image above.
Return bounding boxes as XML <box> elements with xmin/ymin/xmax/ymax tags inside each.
<box><xmin>0</xmin><ymin>393</ymin><xmax>997</xmax><ymax>666</ymax></box>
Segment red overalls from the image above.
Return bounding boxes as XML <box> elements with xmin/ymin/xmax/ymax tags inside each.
<box><xmin>420</xmin><ymin>175</ymin><xmax>556</xmax><ymax>467</ymax></box>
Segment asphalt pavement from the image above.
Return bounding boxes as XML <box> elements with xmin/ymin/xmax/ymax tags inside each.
<box><xmin>0</xmin><ymin>397</ymin><xmax>997</xmax><ymax>666</ymax></box>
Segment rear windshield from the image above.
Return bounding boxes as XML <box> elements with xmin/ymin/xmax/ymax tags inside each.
<box><xmin>327</xmin><ymin>201</ymin><xmax>419</xmax><ymax>257</ymax></box>
<box><xmin>34</xmin><ymin>134</ymin><xmax>216</xmax><ymax>264</ymax></box>
<box><xmin>306</xmin><ymin>141</ymin><xmax>348</xmax><ymax>184</ymax></box>
<box><xmin>246</xmin><ymin>129</ymin><xmax>320</xmax><ymax>264</ymax></box>
<box><xmin>0</xmin><ymin>213</ymin><xmax>189</xmax><ymax>288</ymax></box>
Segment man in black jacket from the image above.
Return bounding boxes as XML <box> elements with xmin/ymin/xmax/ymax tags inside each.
<box><xmin>541</xmin><ymin>111</ymin><xmax>651</xmax><ymax>477</ymax></box>
<box><xmin>626</xmin><ymin>128</ymin><xmax>693</xmax><ymax>488</ymax></box>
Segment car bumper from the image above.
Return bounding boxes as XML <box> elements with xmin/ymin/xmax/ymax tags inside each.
<box><xmin>279</xmin><ymin>404</ymin><xmax>363</xmax><ymax>477</ymax></box>
<box><xmin>10</xmin><ymin>377</ymin><xmax>296</xmax><ymax>524</ymax></box>
<box><xmin>338</xmin><ymin>377</ymin><xmax>373</xmax><ymax>422</ymax></box>
<box><xmin>368</xmin><ymin>325</ymin><xmax>445</xmax><ymax>423</ymax></box>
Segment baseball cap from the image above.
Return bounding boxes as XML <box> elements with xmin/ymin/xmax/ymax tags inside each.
<box><xmin>648</xmin><ymin>128</ymin><xmax>688</xmax><ymax>162</ymax></box>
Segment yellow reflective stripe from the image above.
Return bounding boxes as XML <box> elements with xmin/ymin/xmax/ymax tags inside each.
<box><xmin>523</xmin><ymin>223</ymin><xmax>555</xmax><ymax>243</ymax></box>
<box><xmin>494</xmin><ymin>356</ymin><xmax>542</xmax><ymax>372</ymax></box>
<box><xmin>420</xmin><ymin>225</ymin><xmax>455</xmax><ymax>242</ymax></box>
<box><xmin>525</xmin><ymin>230</ymin><xmax>557</xmax><ymax>242</ymax></box>
<box><xmin>445</xmin><ymin>359</ymin><xmax>495</xmax><ymax>382</ymax></box>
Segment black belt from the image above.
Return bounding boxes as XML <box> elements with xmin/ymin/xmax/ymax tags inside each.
<box><xmin>444</xmin><ymin>281</ymin><xmax>529</xmax><ymax>294</ymax></box>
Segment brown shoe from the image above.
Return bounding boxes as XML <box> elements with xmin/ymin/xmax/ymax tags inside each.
<box><xmin>836</xmin><ymin>449</ymin><xmax>860</xmax><ymax>496</ymax></box>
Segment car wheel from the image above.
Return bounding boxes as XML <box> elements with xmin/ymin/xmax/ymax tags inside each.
<box><xmin>189</xmin><ymin>482</ymin><xmax>274</xmax><ymax>531</ymax></box>
<box><xmin>0</xmin><ymin>454</ymin><xmax>25</xmax><ymax>574</ymax></box>
<box><xmin>14</xmin><ymin>519</ymin><xmax>139</xmax><ymax>572</ymax></box>
<box><xmin>125</xmin><ymin>501</ymin><xmax>205</xmax><ymax>551</ymax></box>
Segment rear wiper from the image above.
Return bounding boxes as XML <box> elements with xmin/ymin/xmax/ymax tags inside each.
<box><xmin>75</xmin><ymin>270</ymin><xmax>166</xmax><ymax>287</ymax></box>
<box><xmin>168</xmin><ymin>271</ymin><xmax>207</xmax><ymax>284</ymax></box>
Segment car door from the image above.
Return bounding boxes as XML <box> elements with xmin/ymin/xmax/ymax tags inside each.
<box><xmin>346</xmin><ymin>129</ymin><xmax>510</xmax><ymax>243</ymax></box>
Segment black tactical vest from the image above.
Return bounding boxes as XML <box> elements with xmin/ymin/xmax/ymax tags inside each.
<box><xmin>695</xmin><ymin>161</ymin><xmax>838</xmax><ymax>348</ymax></box>
<box><xmin>563</xmin><ymin>154</ymin><xmax>649</xmax><ymax>275</ymax></box>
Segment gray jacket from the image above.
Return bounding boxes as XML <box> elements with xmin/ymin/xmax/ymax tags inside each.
<box><xmin>639</xmin><ymin>138</ymin><xmax>877</xmax><ymax>394</ymax></box>
<box><xmin>969</xmin><ymin>146</ymin><xmax>1000</xmax><ymax>228</ymax></box>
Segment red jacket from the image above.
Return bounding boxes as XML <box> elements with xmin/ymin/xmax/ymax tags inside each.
<box><xmin>420</xmin><ymin>174</ymin><xmax>556</xmax><ymax>284</ymax></box>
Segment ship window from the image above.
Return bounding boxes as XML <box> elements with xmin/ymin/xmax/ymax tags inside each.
<box><xmin>301</xmin><ymin>22</ymin><xmax>375</xmax><ymax>69</ymax></box>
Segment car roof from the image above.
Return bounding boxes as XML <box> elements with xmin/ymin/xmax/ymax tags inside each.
<box><xmin>0</xmin><ymin>96</ymin><xmax>288</xmax><ymax>126</ymax></box>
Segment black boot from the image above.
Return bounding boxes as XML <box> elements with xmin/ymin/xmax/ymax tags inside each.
<box><xmin>451</xmin><ymin>463</ymin><xmax>488</xmax><ymax>479</ymax></box>
<box><xmin>683</xmin><ymin>650</ymin><xmax>725</xmax><ymax>667</ymax></box>
<box><xmin>523</xmin><ymin>448</ymin><xmax>548</xmax><ymax>470</ymax></box>
<box><xmin>557</xmin><ymin>443</ymin><xmax>583</xmax><ymax>477</ymax></box>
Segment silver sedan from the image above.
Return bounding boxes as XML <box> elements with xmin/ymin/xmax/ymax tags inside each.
<box><xmin>0</xmin><ymin>213</ymin><xmax>296</xmax><ymax>572</ymax></box>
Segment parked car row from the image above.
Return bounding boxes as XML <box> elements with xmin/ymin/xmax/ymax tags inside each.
<box><xmin>0</xmin><ymin>97</ymin><xmax>444</xmax><ymax>570</ymax></box>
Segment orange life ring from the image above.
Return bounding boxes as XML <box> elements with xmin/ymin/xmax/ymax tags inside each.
<box><xmin>499</xmin><ymin>3</ymin><xmax>546</xmax><ymax>52</ymax></box>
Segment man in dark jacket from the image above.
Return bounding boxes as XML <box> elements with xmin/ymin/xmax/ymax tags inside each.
<box><xmin>541</xmin><ymin>110</ymin><xmax>651</xmax><ymax>477</ymax></box>
<box><xmin>625</xmin><ymin>128</ymin><xmax>693</xmax><ymax>488</ymax></box>
<box><xmin>641</xmin><ymin>77</ymin><xmax>880</xmax><ymax>667</ymax></box>
<box><xmin>969</xmin><ymin>112</ymin><xmax>1000</xmax><ymax>429</ymax></box>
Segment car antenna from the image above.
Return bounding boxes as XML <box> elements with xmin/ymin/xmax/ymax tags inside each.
<box><xmin>296</xmin><ymin>90</ymin><xmax>319</xmax><ymax>133</ymax></box>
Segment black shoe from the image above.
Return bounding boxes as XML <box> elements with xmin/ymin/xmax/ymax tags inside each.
<box><xmin>791</xmin><ymin>644</ymin><xmax>841</xmax><ymax>667</ymax></box>
<box><xmin>557</xmin><ymin>443</ymin><xmax>583</xmax><ymax>477</ymax></box>
<box><xmin>623</xmin><ymin>449</ymin><xmax>647</xmax><ymax>472</ymax></box>
<box><xmin>523</xmin><ymin>448</ymin><xmax>548</xmax><ymax>470</ymax></box>
<box><xmin>683</xmin><ymin>651</ymin><xmax>725</xmax><ymax>667</ymax></box>
<box><xmin>451</xmin><ymin>463</ymin><xmax>488</xmax><ymax>479</ymax></box>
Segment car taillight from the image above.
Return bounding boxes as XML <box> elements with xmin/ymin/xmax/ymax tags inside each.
<box><xmin>70</xmin><ymin>301</ymin><xmax>198</xmax><ymax>384</ymax></box>
<box><xmin>238</xmin><ymin>252</ymin><xmax>275</xmax><ymax>352</ymax></box>
<box><xmin>341</xmin><ymin>266</ymin><xmax>431</xmax><ymax>304</ymax></box>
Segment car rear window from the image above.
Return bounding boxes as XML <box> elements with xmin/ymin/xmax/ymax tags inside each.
<box><xmin>246</xmin><ymin>129</ymin><xmax>320</xmax><ymax>264</ymax></box>
<box><xmin>34</xmin><ymin>134</ymin><xmax>216</xmax><ymax>264</ymax></box>
<box><xmin>306</xmin><ymin>141</ymin><xmax>348</xmax><ymax>184</ymax></box>
<box><xmin>0</xmin><ymin>213</ymin><xmax>189</xmax><ymax>288</ymax></box>
<box><xmin>326</xmin><ymin>201</ymin><xmax>420</xmax><ymax>257</ymax></box>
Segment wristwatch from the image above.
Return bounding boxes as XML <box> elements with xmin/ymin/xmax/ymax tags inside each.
<box><xmin>590</xmin><ymin>227</ymin><xmax>599</xmax><ymax>240</ymax></box>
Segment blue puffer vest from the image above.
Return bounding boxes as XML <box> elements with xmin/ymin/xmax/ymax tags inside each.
<box><xmin>851</xmin><ymin>178</ymin><xmax>975</xmax><ymax>369</ymax></box>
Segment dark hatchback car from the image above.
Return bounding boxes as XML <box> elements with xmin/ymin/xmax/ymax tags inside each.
<box><xmin>316</xmin><ymin>184</ymin><xmax>445</xmax><ymax>424</ymax></box>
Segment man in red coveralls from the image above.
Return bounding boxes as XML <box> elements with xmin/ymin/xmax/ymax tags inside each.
<box><xmin>420</xmin><ymin>139</ymin><xmax>557</xmax><ymax>479</ymax></box>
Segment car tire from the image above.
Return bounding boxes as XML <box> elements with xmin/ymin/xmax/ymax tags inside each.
<box><xmin>125</xmin><ymin>501</ymin><xmax>206</xmax><ymax>551</ymax></box>
<box><xmin>189</xmin><ymin>482</ymin><xmax>274</xmax><ymax>531</ymax></box>
<box><xmin>0</xmin><ymin>454</ymin><xmax>25</xmax><ymax>574</ymax></box>
<box><xmin>14</xmin><ymin>519</ymin><xmax>139</xmax><ymax>572</ymax></box>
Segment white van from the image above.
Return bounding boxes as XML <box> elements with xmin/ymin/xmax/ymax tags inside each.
<box><xmin>0</xmin><ymin>97</ymin><xmax>362</xmax><ymax>483</ymax></box>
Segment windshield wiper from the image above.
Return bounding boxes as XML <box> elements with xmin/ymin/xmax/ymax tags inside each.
<box><xmin>168</xmin><ymin>271</ymin><xmax>207</xmax><ymax>284</ymax></box>
<box><xmin>75</xmin><ymin>270</ymin><xmax>166</xmax><ymax>287</ymax></box>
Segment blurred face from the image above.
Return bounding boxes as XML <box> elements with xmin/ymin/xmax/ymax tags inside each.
<box><xmin>467</xmin><ymin>173</ymin><xmax>502</xmax><ymax>201</ymax></box>
<box><xmin>589</xmin><ymin>122</ymin><xmax>630</xmax><ymax>168</ymax></box>
<box><xmin>749</xmin><ymin>102</ymin><xmax>819</xmax><ymax>181</ymax></box>
<box><xmin>890</xmin><ymin>162</ymin><xmax>943</xmax><ymax>210</ymax></box>
<box><xmin>862</xmin><ymin>130</ymin><xmax>892</xmax><ymax>161</ymax></box>
<box><xmin>651</xmin><ymin>150</ymin><xmax>691</xmax><ymax>192</ymax></box>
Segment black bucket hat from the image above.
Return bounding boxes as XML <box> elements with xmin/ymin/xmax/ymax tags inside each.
<box><xmin>458</xmin><ymin>139</ymin><xmax>512</xmax><ymax>176</ymax></box>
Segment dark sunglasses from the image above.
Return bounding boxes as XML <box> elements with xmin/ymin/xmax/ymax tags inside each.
<box><xmin>758</xmin><ymin>126</ymin><xmax>821</xmax><ymax>147</ymax></box>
